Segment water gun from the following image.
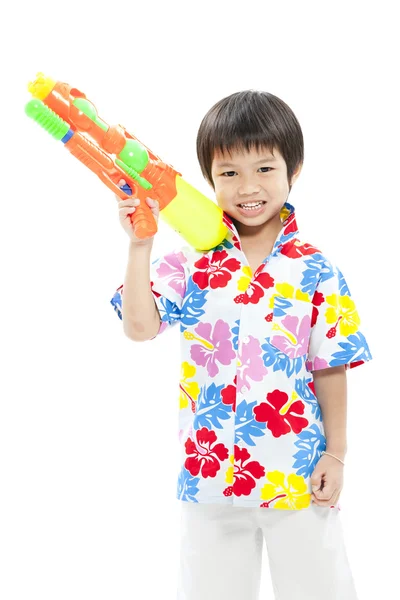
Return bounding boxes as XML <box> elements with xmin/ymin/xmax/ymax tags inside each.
<box><xmin>25</xmin><ymin>73</ymin><xmax>228</xmax><ymax>251</ymax></box>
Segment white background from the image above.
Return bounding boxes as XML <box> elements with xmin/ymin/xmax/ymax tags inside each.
<box><xmin>1</xmin><ymin>0</ymin><xmax>398</xmax><ymax>598</ymax></box>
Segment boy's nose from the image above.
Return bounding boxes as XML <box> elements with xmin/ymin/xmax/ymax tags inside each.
<box><xmin>238</xmin><ymin>178</ymin><xmax>261</xmax><ymax>195</ymax></box>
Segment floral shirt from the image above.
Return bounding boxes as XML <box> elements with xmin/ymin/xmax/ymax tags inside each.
<box><xmin>111</xmin><ymin>202</ymin><xmax>372</xmax><ymax>510</ymax></box>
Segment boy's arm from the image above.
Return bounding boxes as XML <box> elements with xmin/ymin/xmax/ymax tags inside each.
<box><xmin>312</xmin><ymin>365</ymin><xmax>347</xmax><ymax>461</ymax></box>
<box><xmin>122</xmin><ymin>241</ymin><xmax>161</xmax><ymax>341</ymax></box>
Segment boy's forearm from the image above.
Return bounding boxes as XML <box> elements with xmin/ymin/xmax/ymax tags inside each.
<box><xmin>122</xmin><ymin>241</ymin><xmax>161</xmax><ymax>341</ymax></box>
<box><xmin>312</xmin><ymin>365</ymin><xmax>348</xmax><ymax>460</ymax></box>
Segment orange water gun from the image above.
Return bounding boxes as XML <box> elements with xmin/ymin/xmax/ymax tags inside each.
<box><xmin>25</xmin><ymin>73</ymin><xmax>227</xmax><ymax>250</ymax></box>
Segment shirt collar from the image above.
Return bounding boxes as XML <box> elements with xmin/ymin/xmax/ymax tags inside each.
<box><xmin>222</xmin><ymin>201</ymin><xmax>299</xmax><ymax>259</ymax></box>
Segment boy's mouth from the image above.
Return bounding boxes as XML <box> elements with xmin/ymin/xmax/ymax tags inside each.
<box><xmin>237</xmin><ymin>201</ymin><xmax>266</xmax><ymax>211</ymax></box>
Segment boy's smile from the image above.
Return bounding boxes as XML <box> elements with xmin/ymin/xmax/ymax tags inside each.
<box><xmin>211</xmin><ymin>145</ymin><xmax>302</xmax><ymax>238</ymax></box>
<box><xmin>236</xmin><ymin>199</ymin><xmax>267</xmax><ymax>218</ymax></box>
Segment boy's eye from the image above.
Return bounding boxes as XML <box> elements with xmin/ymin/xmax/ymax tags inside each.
<box><xmin>221</xmin><ymin>167</ymin><xmax>273</xmax><ymax>177</ymax></box>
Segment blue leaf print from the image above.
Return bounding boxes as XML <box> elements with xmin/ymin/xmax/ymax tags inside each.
<box><xmin>157</xmin><ymin>296</ymin><xmax>182</xmax><ymax>325</ymax></box>
<box><xmin>261</xmin><ymin>342</ymin><xmax>303</xmax><ymax>377</ymax></box>
<box><xmin>110</xmin><ymin>287</ymin><xmax>181</xmax><ymax>325</ymax></box>
<box><xmin>271</xmin><ymin>205</ymin><xmax>296</xmax><ymax>253</ymax></box>
<box><xmin>110</xmin><ymin>289</ymin><xmax>122</xmax><ymax>319</ymax></box>
<box><xmin>193</xmin><ymin>382</ymin><xmax>232</xmax><ymax>431</ymax></box>
<box><xmin>232</xmin><ymin>319</ymin><xmax>240</xmax><ymax>351</ymax></box>
<box><xmin>214</xmin><ymin>238</ymin><xmax>234</xmax><ymax>251</ymax></box>
<box><xmin>177</xmin><ymin>467</ymin><xmax>200</xmax><ymax>501</ymax></box>
<box><xmin>300</xmin><ymin>254</ymin><xmax>333</xmax><ymax>295</ymax></box>
<box><xmin>337</xmin><ymin>268</ymin><xmax>351</xmax><ymax>295</ymax></box>
<box><xmin>292</xmin><ymin>424</ymin><xmax>326</xmax><ymax>477</ymax></box>
<box><xmin>295</xmin><ymin>376</ymin><xmax>322</xmax><ymax>420</ymax></box>
<box><xmin>180</xmin><ymin>277</ymin><xmax>208</xmax><ymax>327</ymax></box>
<box><xmin>272</xmin><ymin>296</ymin><xmax>293</xmax><ymax>317</ymax></box>
<box><xmin>235</xmin><ymin>400</ymin><xmax>266</xmax><ymax>447</ymax></box>
<box><xmin>330</xmin><ymin>332</ymin><xmax>372</xmax><ymax>367</ymax></box>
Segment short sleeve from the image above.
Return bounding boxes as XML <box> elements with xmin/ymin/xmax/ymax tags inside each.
<box><xmin>110</xmin><ymin>248</ymin><xmax>187</xmax><ymax>337</ymax></box>
<box><xmin>306</xmin><ymin>261</ymin><xmax>372</xmax><ymax>372</ymax></box>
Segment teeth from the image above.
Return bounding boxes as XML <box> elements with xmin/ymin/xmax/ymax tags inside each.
<box><xmin>239</xmin><ymin>201</ymin><xmax>264</xmax><ymax>210</ymax></box>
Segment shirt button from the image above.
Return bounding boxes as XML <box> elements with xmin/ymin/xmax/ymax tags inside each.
<box><xmin>243</xmin><ymin>336</ymin><xmax>250</xmax><ymax>344</ymax></box>
<box><xmin>240</xmin><ymin>386</ymin><xmax>247</xmax><ymax>394</ymax></box>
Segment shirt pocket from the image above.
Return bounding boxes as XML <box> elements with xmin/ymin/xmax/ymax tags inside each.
<box><xmin>269</xmin><ymin>296</ymin><xmax>312</xmax><ymax>358</ymax></box>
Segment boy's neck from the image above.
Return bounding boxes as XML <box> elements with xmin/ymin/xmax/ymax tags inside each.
<box><xmin>233</xmin><ymin>212</ymin><xmax>283</xmax><ymax>256</ymax></box>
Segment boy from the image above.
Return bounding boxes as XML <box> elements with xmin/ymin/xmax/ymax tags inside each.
<box><xmin>111</xmin><ymin>90</ymin><xmax>372</xmax><ymax>600</ymax></box>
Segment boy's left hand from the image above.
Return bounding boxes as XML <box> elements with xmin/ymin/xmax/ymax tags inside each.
<box><xmin>310</xmin><ymin>453</ymin><xmax>344</xmax><ymax>507</ymax></box>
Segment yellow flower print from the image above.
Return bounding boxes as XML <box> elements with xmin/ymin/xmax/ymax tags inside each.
<box><xmin>237</xmin><ymin>266</ymin><xmax>253</xmax><ymax>291</ymax></box>
<box><xmin>269</xmin><ymin>283</ymin><xmax>310</xmax><ymax>308</ymax></box>
<box><xmin>325</xmin><ymin>294</ymin><xmax>360</xmax><ymax>336</ymax></box>
<box><xmin>278</xmin><ymin>390</ymin><xmax>299</xmax><ymax>415</ymax></box>
<box><xmin>280</xmin><ymin>204</ymin><xmax>291</xmax><ymax>222</ymax></box>
<box><xmin>295</xmin><ymin>289</ymin><xmax>310</xmax><ymax>302</ymax></box>
<box><xmin>225</xmin><ymin>454</ymin><xmax>235</xmax><ymax>484</ymax></box>
<box><xmin>260</xmin><ymin>470</ymin><xmax>311</xmax><ymax>509</ymax></box>
<box><xmin>276</xmin><ymin>283</ymin><xmax>295</xmax><ymax>299</ymax></box>
<box><xmin>179</xmin><ymin>361</ymin><xmax>200</xmax><ymax>410</ymax></box>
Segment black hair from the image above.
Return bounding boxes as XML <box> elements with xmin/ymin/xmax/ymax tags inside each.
<box><xmin>196</xmin><ymin>90</ymin><xmax>304</xmax><ymax>192</ymax></box>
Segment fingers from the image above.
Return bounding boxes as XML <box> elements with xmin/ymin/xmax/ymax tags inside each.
<box><xmin>311</xmin><ymin>469</ymin><xmax>341</xmax><ymax>506</ymax></box>
<box><xmin>114</xmin><ymin>179</ymin><xmax>127</xmax><ymax>202</ymax></box>
<box><xmin>310</xmin><ymin>473</ymin><xmax>322</xmax><ymax>492</ymax></box>
<box><xmin>330</xmin><ymin>490</ymin><xmax>341</xmax><ymax>507</ymax></box>
<box><xmin>313</xmin><ymin>485</ymin><xmax>335</xmax><ymax>500</ymax></box>
<box><xmin>118</xmin><ymin>197</ymin><xmax>159</xmax><ymax>214</ymax></box>
<box><xmin>116</xmin><ymin>179</ymin><xmax>159</xmax><ymax>213</ymax></box>
<box><xmin>118</xmin><ymin>198</ymin><xmax>140</xmax><ymax>211</ymax></box>
<box><xmin>146</xmin><ymin>197</ymin><xmax>159</xmax><ymax>211</ymax></box>
<box><xmin>312</xmin><ymin>485</ymin><xmax>339</xmax><ymax>506</ymax></box>
<box><xmin>312</xmin><ymin>494</ymin><xmax>339</xmax><ymax>507</ymax></box>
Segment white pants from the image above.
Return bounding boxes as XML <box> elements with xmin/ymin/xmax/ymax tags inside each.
<box><xmin>177</xmin><ymin>502</ymin><xmax>358</xmax><ymax>600</ymax></box>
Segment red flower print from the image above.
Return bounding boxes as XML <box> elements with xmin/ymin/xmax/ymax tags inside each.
<box><xmin>184</xmin><ymin>428</ymin><xmax>229</xmax><ymax>478</ymax></box>
<box><xmin>312</xmin><ymin>291</ymin><xmax>325</xmax><ymax>306</ymax></box>
<box><xmin>349</xmin><ymin>360</ymin><xmax>364</xmax><ymax>369</ymax></box>
<box><xmin>282</xmin><ymin>217</ymin><xmax>297</xmax><ymax>235</ymax></box>
<box><xmin>307</xmin><ymin>380</ymin><xmax>316</xmax><ymax>396</ymax></box>
<box><xmin>280</xmin><ymin>240</ymin><xmax>321</xmax><ymax>259</ymax></box>
<box><xmin>150</xmin><ymin>281</ymin><xmax>161</xmax><ymax>299</ymax></box>
<box><xmin>234</xmin><ymin>272</ymin><xmax>275</xmax><ymax>305</ymax></box>
<box><xmin>232</xmin><ymin>446</ymin><xmax>265</xmax><ymax>496</ymax></box>
<box><xmin>311</xmin><ymin>290</ymin><xmax>324</xmax><ymax>327</ymax></box>
<box><xmin>231</xmin><ymin>234</ymin><xmax>241</xmax><ymax>250</ymax></box>
<box><xmin>221</xmin><ymin>377</ymin><xmax>237</xmax><ymax>412</ymax></box>
<box><xmin>253</xmin><ymin>389</ymin><xmax>309</xmax><ymax>438</ymax></box>
<box><xmin>193</xmin><ymin>250</ymin><xmax>241</xmax><ymax>290</ymax></box>
<box><xmin>222</xmin><ymin>216</ymin><xmax>241</xmax><ymax>249</ymax></box>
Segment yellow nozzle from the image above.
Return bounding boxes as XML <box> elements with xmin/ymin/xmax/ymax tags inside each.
<box><xmin>28</xmin><ymin>72</ymin><xmax>56</xmax><ymax>100</ymax></box>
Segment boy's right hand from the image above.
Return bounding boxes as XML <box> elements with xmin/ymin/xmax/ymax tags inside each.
<box><xmin>115</xmin><ymin>179</ymin><xmax>159</xmax><ymax>245</ymax></box>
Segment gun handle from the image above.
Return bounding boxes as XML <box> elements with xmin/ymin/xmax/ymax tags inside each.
<box><xmin>130</xmin><ymin>200</ymin><xmax>158</xmax><ymax>239</ymax></box>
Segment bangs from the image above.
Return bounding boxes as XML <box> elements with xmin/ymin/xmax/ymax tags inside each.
<box><xmin>196</xmin><ymin>90</ymin><xmax>304</xmax><ymax>189</ymax></box>
<box><xmin>208</xmin><ymin>97</ymin><xmax>279</xmax><ymax>158</ymax></box>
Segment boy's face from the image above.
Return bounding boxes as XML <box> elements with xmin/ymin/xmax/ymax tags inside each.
<box><xmin>210</xmin><ymin>145</ymin><xmax>302</xmax><ymax>228</ymax></box>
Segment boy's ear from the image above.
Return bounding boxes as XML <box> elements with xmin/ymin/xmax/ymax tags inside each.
<box><xmin>290</xmin><ymin>162</ymin><xmax>303</xmax><ymax>186</ymax></box>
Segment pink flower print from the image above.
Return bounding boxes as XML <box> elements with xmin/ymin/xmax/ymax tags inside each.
<box><xmin>306</xmin><ymin>356</ymin><xmax>329</xmax><ymax>372</ymax></box>
<box><xmin>189</xmin><ymin>320</ymin><xmax>236</xmax><ymax>377</ymax></box>
<box><xmin>156</xmin><ymin>251</ymin><xmax>186</xmax><ymax>297</ymax></box>
<box><xmin>271</xmin><ymin>314</ymin><xmax>311</xmax><ymax>358</ymax></box>
<box><xmin>237</xmin><ymin>336</ymin><xmax>268</xmax><ymax>392</ymax></box>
